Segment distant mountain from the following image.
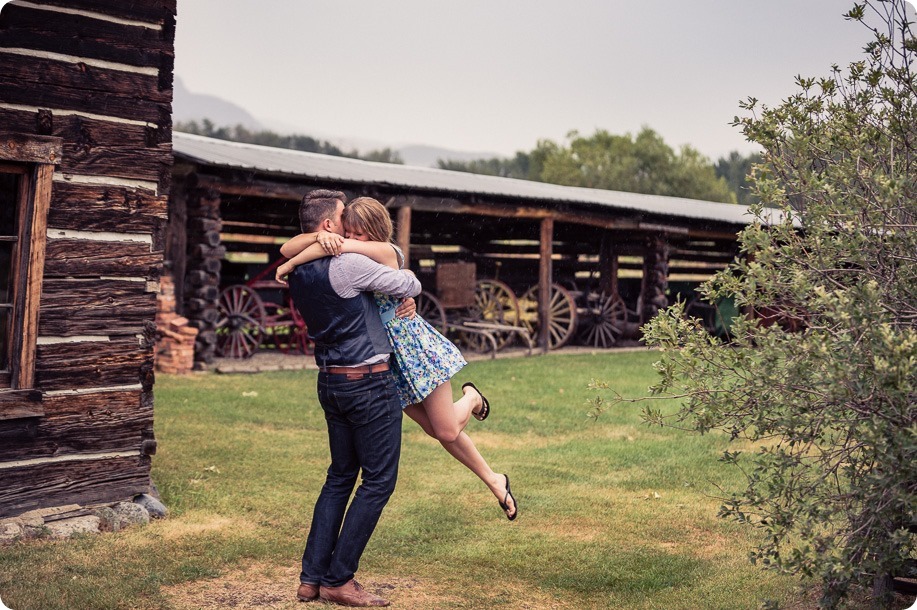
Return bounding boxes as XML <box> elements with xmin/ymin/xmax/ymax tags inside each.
<box><xmin>171</xmin><ymin>79</ymin><xmax>502</xmax><ymax>167</ymax></box>
<box><xmin>173</xmin><ymin>77</ymin><xmax>262</xmax><ymax>129</ymax></box>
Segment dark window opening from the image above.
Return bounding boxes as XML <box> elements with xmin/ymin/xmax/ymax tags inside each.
<box><xmin>0</xmin><ymin>171</ymin><xmax>21</xmax><ymax>375</ymax></box>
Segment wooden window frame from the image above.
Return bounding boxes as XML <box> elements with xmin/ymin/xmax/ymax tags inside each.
<box><xmin>0</xmin><ymin>134</ymin><xmax>61</xmax><ymax>420</ymax></box>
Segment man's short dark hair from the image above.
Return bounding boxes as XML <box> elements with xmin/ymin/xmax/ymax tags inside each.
<box><xmin>299</xmin><ymin>189</ymin><xmax>346</xmax><ymax>232</ymax></box>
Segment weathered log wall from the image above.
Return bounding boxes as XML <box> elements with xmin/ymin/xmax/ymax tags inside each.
<box><xmin>639</xmin><ymin>235</ymin><xmax>671</xmax><ymax>323</ymax></box>
<box><xmin>184</xmin><ymin>189</ymin><xmax>222</xmax><ymax>368</ymax></box>
<box><xmin>0</xmin><ymin>0</ymin><xmax>175</xmax><ymax>519</ymax></box>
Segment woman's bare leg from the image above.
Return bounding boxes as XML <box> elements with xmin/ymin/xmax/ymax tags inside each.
<box><xmin>414</xmin><ymin>381</ymin><xmax>478</xmax><ymax>441</ymax></box>
<box><xmin>404</xmin><ymin>384</ymin><xmax>517</xmax><ymax>518</ymax></box>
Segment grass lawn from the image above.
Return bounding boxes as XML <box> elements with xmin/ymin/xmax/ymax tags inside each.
<box><xmin>1</xmin><ymin>351</ymin><xmax>828</xmax><ymax>609</ymax></box>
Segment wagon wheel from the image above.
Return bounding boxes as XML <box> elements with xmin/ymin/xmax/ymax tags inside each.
<box><xmin>460</xmin><ymin>279</ymin><xmax>520</xmax><ymax>351</ymax></box>
<box><xmin>216</xmin><ymin>285</ymin><xmax>266</xmax><ymax>359</ymax></box>
<box><xmin>272</xmin><ymin>302</ymin><xmax>314</xmax><ymax>355</ymax></box>
<box><xmin>416</xmin><ymin>291</ymin><xmax>447</xmax><ymax>334</ymax></box>
<box><xmin>520</xmin><ymin>283</ymin><xmax>578</xmax><ymax>350</ymax></box>
<box><xmin>579</xmin><ymin>292</ymin><xmax>627</xmax><ymax>348</ymax></box>
<box><xmin>288</xmin><ymin>305</ymin><xmax>314</xmax><ymax>355</ymax></box>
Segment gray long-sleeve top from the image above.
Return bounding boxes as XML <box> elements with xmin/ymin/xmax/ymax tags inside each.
<box><xmin>328</xmin><ymin>252</ymin><xmax>420</xmax><ymax>299</ymax></box>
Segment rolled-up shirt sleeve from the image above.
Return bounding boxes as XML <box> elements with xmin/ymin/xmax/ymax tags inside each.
<box><xmin>329</xmin><ymin>253</ymin><xmax>421</xmax><ymax>299</ymax></box>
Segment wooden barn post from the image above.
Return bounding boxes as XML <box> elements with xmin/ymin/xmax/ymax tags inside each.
<box><xmin>164</xmin><ymin>179</ymin><xmax>188</xmax><ymax>315</ymax></box>
<box><xmin>639</xmin><ymin>234</ymin><xmax>670</xmax><ymax>324</ymax></box>
<box><xmin>598</xmin><ymin>233</ymin><xmax>619</xmax><ymax>297</ymax></box>
<box><xmin>396</xmin><ymin>205</ymin><xmax>412</xmax><ymax>269</ymax></box>
<box><xmin>184</xmin><ymin>187</ymin><xmax>223</xmax><ymax>368</ymax></box>
<box><xmin>538</xmin><ymin>217</ymin><xmax>554</xmax><ymax>352</ymax></box>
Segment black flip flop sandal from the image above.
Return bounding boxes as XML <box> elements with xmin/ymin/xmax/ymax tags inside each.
<box><xmin>462</xmin><ymin>382</ymin><xmax>490</xmax><ymax>421</ymax></box>
<box><xmin>499</xmin><ymin>474</ymin><xmax>518</xmax><ymax>521</ymax></box>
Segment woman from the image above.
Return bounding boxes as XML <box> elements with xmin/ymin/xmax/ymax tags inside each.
<box><xmin>277</xmin><ymin>197</ymin><xmax>517</xmax><ymax>520</ymax></box>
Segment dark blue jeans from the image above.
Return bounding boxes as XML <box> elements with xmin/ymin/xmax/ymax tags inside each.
<box><xmin>300</xmin><ymin>370</ymin><xmax>403</xmax><ymax>587</ymax></box>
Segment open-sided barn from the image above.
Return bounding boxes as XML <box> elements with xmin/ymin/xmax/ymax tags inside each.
<box><xmin>0</xmin><ymin>0</ymin><xmax>175</xmax><ymax>520</ymax></box>
<box><xmin>169</xmin><ymin>132</ymin><xmax>767</xmax><ymax>366</ymax></box>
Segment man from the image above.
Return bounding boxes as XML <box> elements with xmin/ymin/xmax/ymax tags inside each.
<box><xmin>287</xmin><ymin>189</ymin><xmax>420</xmax><ymax>607</ymax></box>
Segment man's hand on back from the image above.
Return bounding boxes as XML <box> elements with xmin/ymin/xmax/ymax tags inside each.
<box><xmin>395</xmin><ymin>297</ymin><xmax>416</xmax><ymax>319</ymax></box>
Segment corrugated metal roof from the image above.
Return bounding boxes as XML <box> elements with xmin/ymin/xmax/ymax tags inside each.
<box><xmin>173</xmin><ymin>132</ymin><xmax>767</xmax><ymax>227</ymax></box>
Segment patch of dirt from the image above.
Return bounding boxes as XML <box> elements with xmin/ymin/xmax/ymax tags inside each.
<box><xmin>163</xmin><ymin>563</ymin><xmax>576</xmax><ymax>610</ymax></box>
<box><xmin>155</xmin><ymin>515</ymin><xmax>255</xmax><ymax>542</ymax></box>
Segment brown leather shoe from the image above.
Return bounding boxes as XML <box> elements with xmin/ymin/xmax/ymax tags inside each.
<box><xmin>319</xmin><ymin>579</ymin><xmax>390</xmax><ymax>607</ymax></box>
<box><xmin>297</xmin><ymin>582</ymin><xmax>319</xmax><ymax>601</ymax></box>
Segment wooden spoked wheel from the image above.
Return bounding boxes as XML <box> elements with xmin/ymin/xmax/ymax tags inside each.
<box><xmin>416</xmin><ymin>291</ymin><xmax>447</xmax><ymax>334</ymax></box>
<box><xmin>216</xmin><ymin>285</ymin><xmax>266</xmax><ymax>359</ymax></box>
<box><xmin>520</xmin><ymin>283</ymin><xmax>578</xmax><ymax>350</ymax></box>
<box><xmin>459</xmin><ymin>279</ymin><xmax>521</xmax><ymax>351</ymax></box>
<box><xmin>579</xmin><ymin>292</ymin><xmax>627</xmax><ymax>348</ymax></box>
<box><xmin>271</xmin><ymin>303</ymin><xmax>314</xmax><ymax>355</ymax></box>
<box><xmin>287</xmin><ymin>306</ymin><xmax>314</xmax><ymax>355</ymax></box>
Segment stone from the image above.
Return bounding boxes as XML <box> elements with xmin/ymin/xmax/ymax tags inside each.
<box><xmin>45</xmin><ymin>516</ymin><xmax>101</xmax><ymax>539</ymax></box>
<box><xmin>133</xmin><ymin>494</ymin><xmax>168</xmax><ymax>519</ymax></box>
<box><xmin>0</xmin><ymin>520</ymin><xmax>23</xmax><ymax>542</ymax></box>
<box><xmin>91</xmin><ymin>506</ymin><xmax>121</xmax><ymax>532</ymax></box>
<box><xmin>16</xmin><ymin>513</ymin><xmax>44</xmax><ymax>528</ymax></box>
<box><xmin>112</xmin><ymin>502</ymin><xmax>150</xmax><ymax>527</ymax></box>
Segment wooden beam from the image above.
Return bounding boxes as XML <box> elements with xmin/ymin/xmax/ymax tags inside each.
<box><xmin>15</xmin><ymin>164</ymin><xmax>53</xmax><ymax>389</ymax></box>
<box><xmin>0</xmin><ymin>134</ymin><xmax>62</xmax><ymax>165</ymax></box>
<box><xmin>37</xmin><ymin>0</ymin><xmax>176</xmax><ymax>23</ymax></box>
<box><xmin>668</xmin><ymin>252</ymin><xmax>737</xmax><ymax>264</ymax></box>
<box><xmin>164</xmin><ymin>181</ymin><xmax>187</xmax><ymax>314</ymax></box>
<box><xmin>0</xmin><ymin>390</ymin><xmax>44</xmax><ymax>421</ymax></box>
<box><xmin>0</xmin><ymin>454</ymin><xmax>151</xmax><ymax>519</ymax></box>
<box><xmin>0</xmin><ymin>3</ymin><xmax>171</xmax><ymax>69</ymax></box>
<box><xmin>222</xmin><ymin>219</ymin><xmax>298</xmax><ymax>232</ymax></box>
<box><xmin>396</xmin><ymin>206</ymin><xmax>412</xmax><ymax>269</ymax></box>
<box><xmin>599</xmin><ymin>235</ymin><xmax>618</xmax><ymax>296</ymax></box>
<box><xmin>390</xmin><ymin>194</ymin><xmax>637</xmax><ymax>229</ymax></box>
<box><xmin>44</xmin><ymin>239</ymin><xmax>162</xmax><ymax>279</ymax></box>
<box><xmin>219</xmin><ymin>232</ymin><xmax>285</xmax><ymax>245</ymax></box>
<box><xmin>1</xmin><ymin>390</ymin><xmax>151</xmax><ymax>461</ymax></box>
<box><xmin>194</xmin><ymin>174</ymin><xmax>307</xmax><ymax>201</ymax></box>
<box><xmin>40</xmin><ymin>279</ymin><xmax>156</xmax><ymax>336</ymax></box>
<box><xmin>538</xmin><ymin>217</ymin><xmax>554</xmax><ymax>353</ymax></box>
<box><xmin>388</xmin><ymin>194</ymin><xmax>741</xmax><ymax>239</ymax></box>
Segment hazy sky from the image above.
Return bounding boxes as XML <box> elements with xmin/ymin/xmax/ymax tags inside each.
<box><xmin>174</xmin><ymin>1</ymin><xmax>890</xmax><ymax>160</ymax></box>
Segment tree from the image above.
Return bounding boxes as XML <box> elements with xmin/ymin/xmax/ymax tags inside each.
<box><xmin>594</xmin><ymin>2</ymin><xmax>916</xmax><ymax>607</ymax></box>
<box><xmin>440</xmin><ymin>127</ymin><xmax>737</xmax><ymax>203</ymax></box>
<box><xmin>437</xmin><ymin>151</ymin><xmax>535</xmax><ymax>179</ymax></box>
<box><xmin>174</xmin><ymin>120</ymin><xmax>403</xmax><ymax>164</ymax></box>
<box><xmin>358</xmin><ymin>147</ymin><xmax>404</xmax><ymax>164</ymax></box>
<box><xmin>715</xmin><ymin>150</ymin><xmax>763</xmax><ymax>206</ymax></box>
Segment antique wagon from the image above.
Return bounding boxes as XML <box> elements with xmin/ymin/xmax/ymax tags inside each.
<box><xmin>214</xmin><ymin>259</ymin><xmax>312</xmax><ymax>359</ymax></box>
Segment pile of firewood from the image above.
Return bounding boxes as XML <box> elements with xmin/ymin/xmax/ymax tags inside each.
<box><xmin>155</xmin><ymin>275</ymin><xmax>198</xmax><ymax>374</ymax></box>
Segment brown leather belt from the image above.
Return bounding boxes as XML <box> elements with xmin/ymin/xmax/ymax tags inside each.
<box><xmin>320</xmin><ymin>362</ymin><xmax>391</xmax><ymax>377</ymax></box>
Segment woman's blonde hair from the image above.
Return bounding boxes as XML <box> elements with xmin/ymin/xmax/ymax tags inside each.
<box><xmin>343</xmin><ymin>197</ymin><xmax>393</xmax><ymax>242</ymax></box>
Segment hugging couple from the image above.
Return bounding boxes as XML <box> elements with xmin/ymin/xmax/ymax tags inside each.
<box><xmin>278</xmin><ymin>189</ymin><xmax>518</xmax><ymax>607</ymax></box>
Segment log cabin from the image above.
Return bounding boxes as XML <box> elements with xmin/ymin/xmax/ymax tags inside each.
<box><xmin>0</xmin><ymin>0</ymin><xmax>175</xmax><ymax>519</ymax></box>
<box><xmin>168</xmin><ymin>133</ymin><xmax>775</xmax><ymax>364</ymax></box>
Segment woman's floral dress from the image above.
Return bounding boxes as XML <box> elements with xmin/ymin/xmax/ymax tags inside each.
<box><xmin>376</xmin><ymin>246</ymin><xmax>466</xmax><ymax>407</ymax></box>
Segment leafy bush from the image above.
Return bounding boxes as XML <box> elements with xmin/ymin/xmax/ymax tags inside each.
<box><xmin>598</xmin><ymin>2</ymin><xmax>917</xmax><ymax>607</ymax></box>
